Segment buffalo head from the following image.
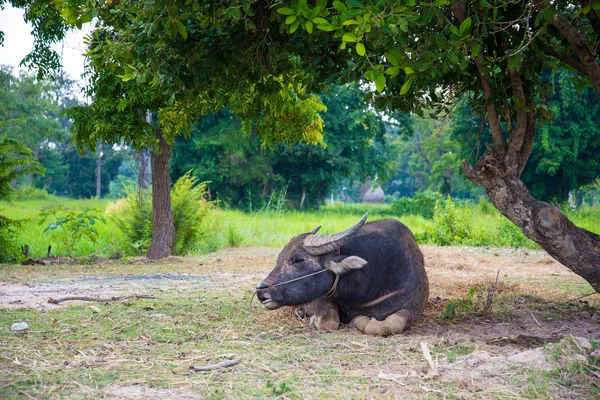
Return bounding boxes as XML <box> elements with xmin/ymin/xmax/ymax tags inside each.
<box><xmin>256</xmin><ymin>213</ymin><xmax>369</xmax><ymax>310</ymax></box>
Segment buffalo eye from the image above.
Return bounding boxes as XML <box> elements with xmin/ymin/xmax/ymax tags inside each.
<box><xmin>293</xmin><ymin>257</ymin><xmax>305</xmax><ymax>264</ymax></box>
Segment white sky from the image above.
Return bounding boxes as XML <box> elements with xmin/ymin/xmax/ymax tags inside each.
<box><xmin>0</xmin><ymin>4</ymin><xmax>89</xmax><ymax>81</ymax></box>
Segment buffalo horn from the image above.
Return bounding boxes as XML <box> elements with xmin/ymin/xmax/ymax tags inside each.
<box><xmin>303</xmin><ymin>212</ymin><xmax>369</xmax><ymax>255</ymax></box>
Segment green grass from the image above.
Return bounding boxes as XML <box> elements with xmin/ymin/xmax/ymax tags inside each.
<box><xmin>1</xmin><ymin>198</ymin><xmax>599</xmax><ymax>260</ymax></box>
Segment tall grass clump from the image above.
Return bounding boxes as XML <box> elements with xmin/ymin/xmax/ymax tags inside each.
<box><xmin>113</xmin><ymin>172</ymin><xmax>214</xmax><ymax>256</ymax></box>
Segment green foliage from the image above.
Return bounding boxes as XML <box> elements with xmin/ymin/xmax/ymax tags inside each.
<box><xmin>170</xmin><ymin>172</ymin><xmax>214</xmax><ymax>255</ymax></box>
<box><xmin>171</xmin><ymin>84</ymin><xmax>400</xmax><ymax>210</ymax></box>
<box><xmin>114</xmin><ymin>173</ymin><xmax>214</xmax><ymax>256</ymax></box>
<box><xmin>12</xmin><ymin>185</ymin><xmax>55</xmax><ymax>201</ymax></box>
<box><xmin>0</xmin><ymin>137</ymin><xmax>44</xmax><ymax>201</ymax></box>
<box><xmin>38</xmin><ymin>206</ymin><xmax>106</xmax><ymax>257</ymax></box>
<box><xmin>496</xmin><ymin>218</ymin><xmax>535</xmax><ymax>249</ymax></box>
<box><xmin>391</xmin><ymin>191</ymin><xmax>443</xmax><ymax>218</ymax></box>
<box><xmin>0</xmin><ymin>214</ymin><xmax>20</xmax><ymax>263</ymax></box>
<box><xmin>428</xmin><ymin>197</ymin><xmax>471</xmax><ymax>246</ymax></box>
<box><xmin>442</xmin><ymin>286</ymin><xmax>482</xmax><ymax>319</ymax></box>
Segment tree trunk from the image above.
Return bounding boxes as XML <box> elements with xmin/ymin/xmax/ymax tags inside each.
<box><xmin>147</xmin><ymin>127</ymin><xmax>175</xmax><ymax>260</ymax></box>
<box><xmin>96</xmin><ymin>141</ymin><xmax>102</xmax><ymax>200</ymax></box>
<box><xmin>138</xmin><ymin>147</ymin><xmax>149</xmax><ymax>189</ymax></box>
<box><xmin>299</xmin><ymin>186</ymin><xmax>306</xmax><ymax>209</ymax></box>
<box><xmin>462</xmin><ymin>154</ymin><xmax>600</xmax><ymax>292</ymax></box>
<box><xmin>451</xmin><ymin>3</ymin><xmax>600</xmax><ymax>293</ymax></box>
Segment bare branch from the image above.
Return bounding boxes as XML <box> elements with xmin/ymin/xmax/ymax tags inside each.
<box><xmin>48</xmin><ymin>294</ymin><xmax>156</xmax><ymax>304</ymax></box>
<box><xmin>189</xmin><ymin>358</ymin><xmax>241</xmax><ymax>372</ymax></box>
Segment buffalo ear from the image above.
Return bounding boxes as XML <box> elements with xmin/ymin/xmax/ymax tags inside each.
<box><xmin>326</xmin><ymin>256</ymin><xmax>368</xmax><ymax>275</ymax></box>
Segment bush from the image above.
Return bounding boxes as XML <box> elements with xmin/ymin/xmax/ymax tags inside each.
<box><xmin>495</xmin><ymin>217</ymin><xmax>535</xmax><ymax>248</ymax></box>
<box><xmin>391</xmin><ymin>191</ymin><xmax>443</xmax><ymax>218</ymax></box>
<box><xmin>39</xmin><ymin>206</ymin><xmax>106</xmax><ymax>257</ymax></box>
<box><xmin>13</xmin><ymin>184</ymin><xmax>55</xmax><ymax>201</ymax></box>
<box><xmin>418</xmin><ymin>196</ymin><xmax>470</xmax><ymax>246</ymax></box>
<box><xmin>0</xmin><ymin>214</ymin><xmax>20</xmax><ymax>263</ymax></box>
<box><xmin>114</xmin><ymin>172</ymin><xmax>214</xmax><ymax>256</ymax></box>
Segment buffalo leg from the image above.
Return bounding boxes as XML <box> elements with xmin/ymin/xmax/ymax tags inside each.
<box><xmin>299</xmin><ymin>298</ymin><xmax>340</xmax><ymax>331</ymax></box>
<box><xmin>350</xmin><ymin>310</ymin><xmax>411</xmax><ymax>336</ymax></box>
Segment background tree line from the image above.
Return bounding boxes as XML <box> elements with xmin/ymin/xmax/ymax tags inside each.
<box><xmin>2</xmin><ymin>63</ymin><xmax>599</xmax><ymax>210</ymax></box>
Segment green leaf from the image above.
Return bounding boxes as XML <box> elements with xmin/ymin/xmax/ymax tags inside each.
<box><xmin>593</xmin><ymin>0</ymin><xmax>600</xmax><ymax>10</ymax></box>
<box><xmin>459</xmin><ymin>17</ymin><xmax>472</xmax><ymax>35</ymax></box>
<box><xmin>176</xmin><ymin>21</ymin><xmax>188</xmax><ymax>40</ymax></box>
<box><xmin>375</xmin><ymin>74</ymin><xmax>386</xmax><ymax>93</ymax></box>
<box><xmin>400</xmin><ymin>76</ymin><xmax>414</xmax><ymax>95</ymax></box>
<box><xmin>356</xmin><ymin>42</ymin><xmax>366</xmax><ymax>56</ymax></box>
<box><xmin>343</xmin><ymin>19</ymin><xmax>360</xmax><ymax>25</ymax></box>
<box><xmin>306</xmin><ymin>20</ymin><xmax>314</xmax><ymax>33</ymax></box>
<box><xmin>342</xmin><ymin>33</ymin><xmax>359</xmax><ymax>42</ymax></box>
<box><xmin>312</xmin><ymin>17</ymin><xmax>328</xmax><ymax>24</ymax></box>
<box><xmin>449</xmin><ymin>25</ymin><xmax>459</xmax><ymax>36</ymax></box>
<box><xmin>290</xmin><ymin>20</ymin><xmax>300</xmax><ymax>33</ymax></box>
<box><xmin>286</xmin><ymin>15</ymin><xmax>297</xmax><ymax>25</ymax></box>
<box><xmin>277</xmin><ymin>7</ymin><xmax>295</xmax><ymax>15</ymax></box>
<box><xmin>333</xmin><ymin>1</ymin><xmax>347</xmax><ymax>12</ymax></box>
<box><xmin>317</xmin><ymin>23</ymin><xmax>334</xmax><ymax>31</ymax></box>
<box><xmin>403</xmin><ymin>66</ymin><xmax>415</xmax><ymax>75</ymax></box>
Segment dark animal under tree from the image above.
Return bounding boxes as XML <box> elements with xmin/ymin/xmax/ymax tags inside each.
<box><xmin>256</xmin><ymin>213</ymin><xmax>429</xmax><ymax>336</ymax></box>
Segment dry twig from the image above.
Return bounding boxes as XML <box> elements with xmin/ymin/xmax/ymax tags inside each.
<box><xmin>420</xmin><ymin>342</ymin><xmax>438</xmax><ymax>377</ymax></box>
<box><xmin>48</xmin><ymin>294</ymin><xmax>156</xmax><ymax>304</ymax></box>
<box><xmin>189</xmin><ymin>358</ymin><xmax>241</xmax><ymax>372</ymax></box>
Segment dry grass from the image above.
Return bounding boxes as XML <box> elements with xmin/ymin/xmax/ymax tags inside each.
<box><xmin>1</xmin><ymin>245</ymin><xmax>599</xmax><ymax>399</ymax></box>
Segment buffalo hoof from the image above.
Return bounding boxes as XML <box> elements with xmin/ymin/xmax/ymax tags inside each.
<box><xmin>351</xmin><ymin>311</ymin><xmax>409</xmax><ymax>336</ymax></box>
<box><xmin>309</xmin><ymin>314</ymin><xmax>340</xmax><ymax>331</ymax></box>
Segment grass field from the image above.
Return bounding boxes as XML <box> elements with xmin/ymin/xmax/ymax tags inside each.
<box><xmin>1</xmin><ymin>198</ymin><xmax>599</xmax><ymax>259</ymax></box>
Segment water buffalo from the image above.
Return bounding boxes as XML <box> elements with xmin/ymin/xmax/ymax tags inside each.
<box><xmin>256</xmin><ymin>213</ymin><xmax>429</xmax><ymax>336</ymax></box>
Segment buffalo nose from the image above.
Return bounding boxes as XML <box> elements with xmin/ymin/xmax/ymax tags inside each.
<box><xmin>256</xmin><ymin>282</ymin><xmax>268</xmax><ymax>290</ymax></box>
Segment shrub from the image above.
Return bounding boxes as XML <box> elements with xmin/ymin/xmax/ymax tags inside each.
<box><xmin>13</xmin><ymin>184</ymin><xmax>54</xmax><ymax>201</ymax></box>
<box><xmin>0</xmin><ymin>214</ymin><xmax>20</xmax><ymax>263</ymax></box>
<box><xmin>39</xmin><ymin>206</ymin><xmax>106</xmax><ymax>257</ymax></box>
<box><xmin>496</xmin><ymin>217</ymin><xmax>536</xmax><ymax>248</ymax></box>
<box><xmin>426</xmin><ymin>196</ymin><xmax>471</xmax><ymax>246</ymax></box>
<box><xmin>390</xmin><ymin>190</ymin><xmax>443</xmax><ymax>218</ymax></box>
<box><xmin>114</xmin><ymin>171</ymin><xmax>214</xmax><ymax>256</ymax></box>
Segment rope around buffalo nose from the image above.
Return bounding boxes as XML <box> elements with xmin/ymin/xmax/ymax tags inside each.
<box><xmin>256</xmin><ymin>269</ymin><xmax>341</xmax><ymax>297</ymax></box>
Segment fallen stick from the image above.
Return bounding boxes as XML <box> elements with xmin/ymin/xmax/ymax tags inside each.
<box><xmin>48</xmin><ymin>294</ymin><xmax>156</xmax><ymax>304</ymax></box>
<box><xmin>189</xmin><ymin>358</ymin><xmax>241</xmax><ymax>372</ymax></box>
<box><xmin>73</xmin><ymin>241</ymin><xmax>115</xmax><ymax>260</ymax></box>
<box><xmin>420</xmin><ymin>342</ymin><xmax>438</xmax><ymax>377</ymax></box>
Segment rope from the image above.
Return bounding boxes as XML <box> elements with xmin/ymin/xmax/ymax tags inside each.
<box><xmin>256</xmin><ymin>269</ymin><xmax>340</xmax><ymax>298</ymax></box>
<box><xmin>255</xmin><ymin>269</ymin><xmax>329</xmax><ymax>290</ymax></box>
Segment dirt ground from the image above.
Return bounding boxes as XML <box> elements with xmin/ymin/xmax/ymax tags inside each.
<box><xmin>1</xmin><ymin>245</ymin><xmax>599</xmax><ymax>399</ymax></box>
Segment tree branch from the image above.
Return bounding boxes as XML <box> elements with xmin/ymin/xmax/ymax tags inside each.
<box><xmin>579</xmin><ymin>0</ymin><xmax>600</xmax><ymax>38</ymax></box>
<box><xmin>533</xmin><ymin>0</ymin><xmax>600</xmax><ymax>97</ymax></box>
<box><xmin>451</xmin><ymin>1</ymin><xmax>507</xmax><ymax>156</ymax></box>
<box><xmin>189</xmin><ymin>358</ymin><xmax>241</xmax><ymax>372</ymax></box>
<box><xmin>48</xmin><ymin>294</ymin><xmax>156</xmax><ymax>304</ymax></box>
<box><xmin>545</xmin><ymin>47</ymin><xmax>587</xmax><ymax>76</ymax></box>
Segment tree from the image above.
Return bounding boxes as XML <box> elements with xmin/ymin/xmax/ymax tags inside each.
<box><xmin>451</xmin><ymin>68</ymin><xmax>600</xmax><ymax>203</ymax></box>
<box><xmin>389</xmin><ymin>114</ymin><xmax>481</xmax><ymax>199</ymax></box>
<box><xmin>0</xmin><ymin>137</ymin><xmax>43</xmax><ymax>261</ymax></box>
<box><xmin>16</xmin><ymin>1</ymin><xmax>600</xmax><ymax>287</ymax></box>
<box><xmin>270</xmin><ymin>0</ymin><xmax>600</xmax><ymax>292</ymax></box>
<box><xmin>0</xmin><ymin>65</ymin><xmax>64</xmax><ymax>169</ymax></box>
<box><xmin>272</xmin><ymin>83</ymin><xmax>401</xmax><ymax>208</ymax></box>
<box><xmin>171</xmin><ymin>84</ymin><xmax>401</xmax><ymax>209</ymax></box>
<box><xmin>58</xmin><ymin>0</ymin><xmax>328</xmax><ymax>259</ymax></box>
